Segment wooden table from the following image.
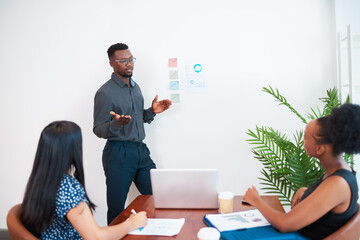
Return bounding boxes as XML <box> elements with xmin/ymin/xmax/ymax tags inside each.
<box><xmin>110</xmin><ymin>195</ymin><xmax>284</xmax><ymax>240</ymax></box>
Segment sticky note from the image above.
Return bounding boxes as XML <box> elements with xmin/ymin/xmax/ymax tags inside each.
<box><xmin>168</xmin><ymin>58</ymin><xmax>178</xmax><ymax>67</ymax></box>
<box><xmin>169</xmin><ymin>81</ymin><xmax>179</xmax><ymax>90</ymax></box>
<box><xmin>169</xmin><ymin>70</ymin><xmax>178</xmax><ymax>80</ymax></box>
<box><xmin>171</xmin><ymin>94</ymin><xmax>180</xmax><ymax>103</ymax></box>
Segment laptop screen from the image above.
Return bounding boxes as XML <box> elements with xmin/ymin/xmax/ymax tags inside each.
<box><xmin>150</xmin><ymin>169</ymin><xmax>219</xmax><ymax>209</ymax></box>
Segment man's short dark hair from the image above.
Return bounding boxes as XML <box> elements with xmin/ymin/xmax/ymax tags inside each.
<box><xmin>107</xmin><ymin>43</ymin><xmax>129</xmax><ymax>60</ymax></box>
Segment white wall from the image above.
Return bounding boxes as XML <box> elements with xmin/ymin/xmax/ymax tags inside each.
<box><xmin>0</xmin><ymin>0</ymin><xmax>336</xmax><ymax>228</ymax></box>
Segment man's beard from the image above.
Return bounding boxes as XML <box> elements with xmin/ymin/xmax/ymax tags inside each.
<box><xmin>122</xmin><ymin>73</ymin><xmax>132</xmax><ymax>78</ymax></box>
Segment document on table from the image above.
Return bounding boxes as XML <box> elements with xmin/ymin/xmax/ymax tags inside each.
<box><xmin>128</xmin><ymin>218</ymin><xmax>185</xmax><ymax>236</ymax></box>
<box><xmin>205</xmin><ymin>209</ymin><xmax>270</xmax><ymax>232</ymax></box>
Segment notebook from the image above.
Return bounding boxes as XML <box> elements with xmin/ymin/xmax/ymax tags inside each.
<box><xmin>203</xmin><ymin>216</ymin><xmax>309</xmax><ymax>240</ymax></box>
<box><xmin>205</xmin><ymin>209</ymin><xmax>270</xmax><ymax>232</ymax></box>
<box><xmin>150</xmin><ymin>169</ymin><xmax>219</xmax><ymax>209</ymax></box>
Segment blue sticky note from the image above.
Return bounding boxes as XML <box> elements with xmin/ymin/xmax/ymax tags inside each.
<box><xmin>170</xmin><ymin>81</ymin><xmax>179</xmax><ymax>90</ymax></box>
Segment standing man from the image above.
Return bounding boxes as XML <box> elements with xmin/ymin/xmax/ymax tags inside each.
<box><xmin>93</xmin><ymin>43</ymin><xmax>172</xmax><ymax>224</ymax></box>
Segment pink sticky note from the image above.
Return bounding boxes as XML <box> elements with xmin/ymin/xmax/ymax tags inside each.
<box><xmin>168</xmin><ymin>58</ymin><xmax>178</xmax><ymax>68</ymax></box>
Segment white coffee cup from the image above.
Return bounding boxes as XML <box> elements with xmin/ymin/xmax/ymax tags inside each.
<box><xmin>197</xmin><ymin>227</ymin><xmax>220</xmax><ymax>240</ymax></box>
<box><xmin>218</xmin><ymin>191</ymin><xmax>234</xmax><ymax>213</ymax></box>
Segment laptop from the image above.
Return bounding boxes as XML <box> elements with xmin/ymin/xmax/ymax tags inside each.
<box><xmin>150</xmin><ymin>169</ymin><xmax>219</xmax><ymax>209</ymax></box>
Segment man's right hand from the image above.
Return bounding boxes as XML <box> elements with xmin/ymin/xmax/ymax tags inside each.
<box><xmin>110</xmin><ymin>111</ymin><xmax>132</xmax><ymax>125</ymax></box>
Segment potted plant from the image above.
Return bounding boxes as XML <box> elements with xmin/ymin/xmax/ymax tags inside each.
<box><xmin>246</xmin><ymin>86</ymin><xmax>352</xmax><ymax>205</ymax></box>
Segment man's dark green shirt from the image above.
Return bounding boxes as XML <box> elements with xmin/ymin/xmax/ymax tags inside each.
<box><xmin>93</xmin><ymin>73</ymin><xmax>156</xmax><ymax>142</ymax></box>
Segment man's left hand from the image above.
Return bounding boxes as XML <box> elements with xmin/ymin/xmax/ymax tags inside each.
<box><xmin>152</xmin><ymin>95</ymin><xmax>172</xmax><ymax>114</ymax></box>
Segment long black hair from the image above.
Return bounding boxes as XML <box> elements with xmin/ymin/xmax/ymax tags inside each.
<box><xmin>316</xmin><ymin>103</ymin><xmax>360</xmax><ymax>156</ymax></box>
<box><xmin>20</xmin><ymin>121</ymin><xmax>96</xmax><ymax>236</ymax></box>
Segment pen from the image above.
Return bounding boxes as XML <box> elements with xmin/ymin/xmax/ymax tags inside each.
<box><xmin>131</xmin><ymin>209</ymin><xmax>144</xmax><ymax>231</ymax></box>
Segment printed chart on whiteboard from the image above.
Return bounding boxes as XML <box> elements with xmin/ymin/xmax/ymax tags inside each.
<box><xmin>167</xmin><ymin>57</ymin><xmax>207</xmax><ymax>103</ymax></box>
<box><xmin>182</xmin><ymin>58</ymin><xmax>207</xmax><ymax>92</ymax></box>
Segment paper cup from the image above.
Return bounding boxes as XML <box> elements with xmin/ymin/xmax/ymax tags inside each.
<box><xmin>197</xmin><ymin>227</ymin><xmax>220</xmax><ymax>240</ymax></box>
<box><xmin>218</xmin><ymin>191</ymin><xmax>234</xmax><ymax>213</ymax></box>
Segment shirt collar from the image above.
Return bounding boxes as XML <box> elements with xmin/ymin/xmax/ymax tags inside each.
<box><xmin>111</xmin><ymin>72</ymin><xmax>136</xmax><ymax>88</ymax></box>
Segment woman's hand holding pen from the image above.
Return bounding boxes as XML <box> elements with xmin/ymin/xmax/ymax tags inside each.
<box><xmin>128</xmin><ymin>210</ymin><xmax>147</xmax><ymax>230</ymax></box>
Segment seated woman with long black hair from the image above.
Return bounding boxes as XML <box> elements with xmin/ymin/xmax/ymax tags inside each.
<box><xmin>20</xmin><ymin>121</ymin><xmax>147</xmax><ymax>239</ymax></box>
<box><xmin>244</xmin><ymin>103</ymin><xmax>359</xmax><ymax>239</ymax></box>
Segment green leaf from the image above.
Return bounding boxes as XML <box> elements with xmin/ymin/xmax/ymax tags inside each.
<box><xmin>262</xmin><ymin>86</ymin><xmax>307</xmax><ymax>124</ymax></box>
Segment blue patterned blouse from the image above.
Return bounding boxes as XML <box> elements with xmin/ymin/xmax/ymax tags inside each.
<box><xmin>40</xmin><ymin>174</ymin><xmax>89</xmax><ymax>239</ymax></box>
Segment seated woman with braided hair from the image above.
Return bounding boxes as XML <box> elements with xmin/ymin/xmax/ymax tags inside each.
<box><xmin>244</xmin><ymin>103</ymin><xmax>360</xmax><ymax>239</ymax></box>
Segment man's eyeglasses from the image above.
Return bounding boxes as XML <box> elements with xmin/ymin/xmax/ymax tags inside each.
<box><xmin>112</xmin><ymin>57</ymin><xmax>136</xmax><ymax>65</ymax></box>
